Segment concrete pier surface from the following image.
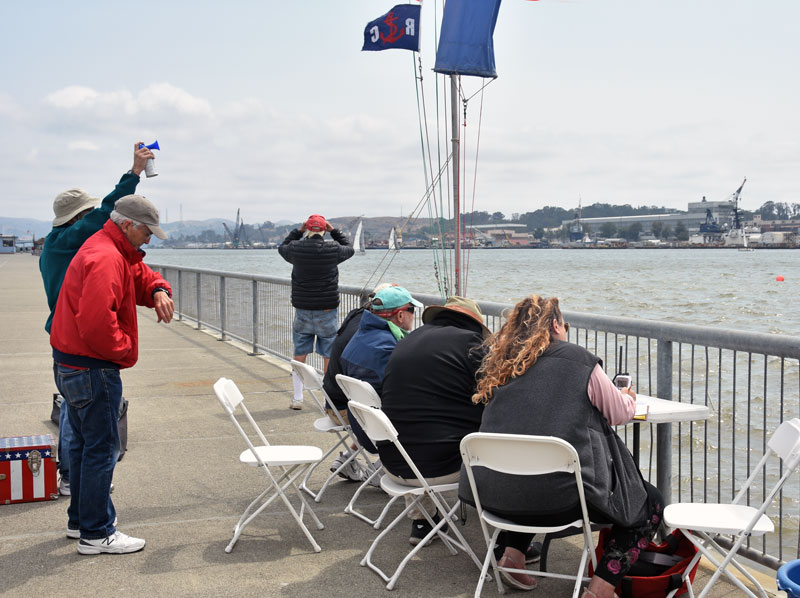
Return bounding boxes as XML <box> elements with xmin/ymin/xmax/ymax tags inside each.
<box><xmin>0</xmin><ymin>253</ymin><xmax>770</xmax><ymax>597</ymax></box>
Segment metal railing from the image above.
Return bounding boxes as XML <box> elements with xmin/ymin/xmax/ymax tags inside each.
<box><xmin>150</xmin><ymin>263</ymin><xmax>800</xmax><ymax>568</ymax></box>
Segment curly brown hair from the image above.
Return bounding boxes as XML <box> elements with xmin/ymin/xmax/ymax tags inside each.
<box><xmin>472</xmin><ymin>295</ymin><xmax>563</xmax><ymax>405</ymax></box>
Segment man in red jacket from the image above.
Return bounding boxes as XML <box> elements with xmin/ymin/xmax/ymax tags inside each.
<box><xmin>51</xmin><ymin>194</ymin><xmax>174</xmax><ymax>555</ymax></box>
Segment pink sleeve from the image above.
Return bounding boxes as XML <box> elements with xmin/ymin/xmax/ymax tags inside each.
<box><xmin>587</xmin><ymin>363</ymin><xmax>635</xmax><ymax>425</ymax></box>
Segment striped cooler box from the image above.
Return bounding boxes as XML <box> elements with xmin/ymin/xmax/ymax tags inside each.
<box><xmin>0</xmin><ymin>434</ymin><xmax>58</xmax><ymax>505</ymax></box>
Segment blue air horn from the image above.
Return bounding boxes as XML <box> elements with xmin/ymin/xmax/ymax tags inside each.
<box><xmin>138</xmin><ymin>140</ymin><xmax>160</xmax><ymax>178</ymax></box>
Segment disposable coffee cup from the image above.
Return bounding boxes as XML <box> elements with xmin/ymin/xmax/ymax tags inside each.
<box><xmin>144</xmin><ymin>157</ymin><xmax>158</xmax><ymax>178</ymax></box>
<box><xmin>615</xmin><ymin>374</ymin><xmax>632</xmax><ymax>389</ymax></box>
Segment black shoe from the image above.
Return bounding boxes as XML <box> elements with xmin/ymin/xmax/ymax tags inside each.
<box><xmin>409</xmin><ymin>512</ymin><xmax>449</xmax><ymax>546</ymax></box>
<box><xmin>525</xmin><ymin>541</ymin><xmax>542</xmax><ymax>564</ymax></box>
<box><xmin>493</xmin><ymin>540</ymin><xmax>542</xmax><ymax>564</ymax></box>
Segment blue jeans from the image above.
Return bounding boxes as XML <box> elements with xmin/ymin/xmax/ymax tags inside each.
<box><xmin>292</xmin><ymin>308</ymin><xmax>338</xmax><ymax>357</ymax></box>
<box><xmin>54</xmin><ymin>363</ymin><xmax>121</xmax><ymax>540</ymax></box>
<box><xmin>57</xmin><ymin>389</ymin><xmax>74</xmax><ymax>482</ymax></box>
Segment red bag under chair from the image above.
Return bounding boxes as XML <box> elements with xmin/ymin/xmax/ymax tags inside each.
<box><xmin>590</xmin><ymin>528</ymin><xmax>699</xmax><ymax>598</ymax></box>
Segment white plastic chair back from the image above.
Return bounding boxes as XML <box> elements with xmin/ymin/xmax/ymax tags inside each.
<box><xmin>347</xmin><ymin>400</ymin><xmax>398</xmax><ymax>444</ymax></box>
<box><xmin>213</xmin><ymin>377</ymin><xmax>269</xmax><ymax>450</ymax></box>
<box><xmin>214</xmin><ymin>377</ymin><xmax>245</xmax><ymax>414</ymax></box>
<box><xmin>768</xmin><ymin>418</ymin><xmax>800</xmax><ymax>464</ymax></box>
<box><xmin>291</xmin><ymin>359</ymin><xmax>323</xmax><ymax>390</ymax></box>
<box><xmin>290</xmin><ymin>359</ymin><xmax>336</xmax><ymax>417</ymax></box>
<box><xmin>460</xmin><ymin>432</ymin><xmax>596</xmax><ymax>598</ymax></box>
<box><xmin>335</xmin><ymin>374</ymin><xmax>382</xmax><ymax>408</ymax></box>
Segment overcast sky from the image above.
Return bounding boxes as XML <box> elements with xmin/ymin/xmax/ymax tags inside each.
<box><xmin>1</xmin><ymin>0</ymin><xmax>797</xmax><ymax>225</ymax></box>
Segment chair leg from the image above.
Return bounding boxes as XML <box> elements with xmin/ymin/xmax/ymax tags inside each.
<box><xmin>227</xmin><ymin>464</ymin><xmax>324</xmax><ymax>554</ymax></box>
<box><xmin>313</xmin><ymin>443</ymin><xmax>363</xmax><ymax>503</ymax></box>
<box><xmin>474</xmin><ymin>529</ymin><xmax>502</xmax><ymax>598</ymax></box>
<box><xmin>345</xmin><ymin>459</ymin><xmax>394</xmax><ymax>528</ymax></box>
<box><xmin>299</xmin><ymin>439</ymin><xmax>343</xmax><ymax>499</ymax></box>
<box><xmin>683</xmin><ymin>531</ymin><xmax>767</xmax><ymax>598</ymax></box>
<box><xmin>226</xmin><ymin>484</ymin><xmax>276</xmax><ymax>553</ymax></box>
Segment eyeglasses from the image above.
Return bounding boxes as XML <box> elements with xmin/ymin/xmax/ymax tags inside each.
<box><xmin>405</xmin><ymin>306</ymin><xmax>415</xmax><ymax>313</ymax></box>
<box><xmin>564</xmin><ymin>322</ymin><xmax>570</xmax><ymax>332</ymax></box>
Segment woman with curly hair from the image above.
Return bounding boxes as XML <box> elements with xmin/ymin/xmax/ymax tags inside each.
<box><xmin>459</xmin><ymin>295</ymin><xmax>662</xmax><ymax>598</ymax></box>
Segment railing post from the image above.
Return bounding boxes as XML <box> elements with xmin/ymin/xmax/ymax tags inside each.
<box><xmin>656</xmin><ymin>339</ymin><xmax>673</xmax><ymax>503</ymax></box>
<box><xmin>219</xmin><ymin>276</ymin><xmax>227</xmax><ymax>341</ymax></box>
<box><xmin>249</xmin><ymin>280</ymin><xmax>262</xmax><ymax>355</ymax></box>
<box><xmin>177</xmin><ymin>270</ymin><xmax>182</xmax><ymax>322</ymax></box>
<box><xmin>195</xmin><ymin>272</ymin><xmax>202</xmax><ymax>330</ymax></box>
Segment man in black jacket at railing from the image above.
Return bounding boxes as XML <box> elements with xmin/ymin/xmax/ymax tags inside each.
<box><xmin>279</xmin><ymin>214</ymin><xmax>354</xmax><ymax>410</ymax></box>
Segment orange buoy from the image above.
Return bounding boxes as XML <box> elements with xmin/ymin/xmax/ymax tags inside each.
<box><xmin>777</xmin><ymin>276</ymin><xmax>785</xmax><ymax>282</ymax></box>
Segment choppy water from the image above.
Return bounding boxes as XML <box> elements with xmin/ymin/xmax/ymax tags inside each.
<box><xmin>146</xmin><ymin>247</ymin><xmax>800</xmax><ymax>336</ymax></box>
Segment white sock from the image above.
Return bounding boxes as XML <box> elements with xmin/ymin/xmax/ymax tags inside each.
<box><xmin>292</xmin><ymin>371</ymin><xmax>304</xmax><ymax>401</ymax></box>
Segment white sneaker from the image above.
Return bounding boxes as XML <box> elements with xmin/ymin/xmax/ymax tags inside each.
<box><xmin>59</xmin><ymin>478</ymin><xmax>71</xmax><ymax>496</ymax></box>
<box><xmin>289</xmin><ymin>398</ymin><xmax>303</xmax><ymax>410</ymax></box>
<box><xmin>67</xmin><ymin>516</ymin><xmax>118</xmax><ymax>540</ymax></box>
<box><xmin>77</xmin><ymin>530</ymin><xmax>144</xmax><ymax>554</ymax></box>
<box><xmin>330</xmin><ymin>451</ymin><xmax>362</xmax><ymax>482</ymax></box>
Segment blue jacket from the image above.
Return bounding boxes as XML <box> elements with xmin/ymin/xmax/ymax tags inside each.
<box><xmin>340</xmin><ymin>310</ymin><xmax>399</xmax><ymax>396</ymax></box>
<box><xmin>39</xmin><ymin>172</ymin><xmax>140</xmax><ymax>332</ymax></box>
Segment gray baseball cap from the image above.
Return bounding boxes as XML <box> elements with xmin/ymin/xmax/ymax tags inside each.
<box><xmin>115</xmin><ymin>195</ymin><xmax>168</xmax><ymax>239</ymax></box>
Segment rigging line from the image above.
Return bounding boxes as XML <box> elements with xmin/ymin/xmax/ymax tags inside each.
<box><xmin>461</xmin><ymin>76</ymin><xmax>496</xmax><ymax>105</ymax></box>
<box><xmin>464</xmin><ymin>82</ymin><xmax>487</xmax><ymax>297</ymax></box>
<box><xmin>359</xmin><ymin>245</ymin><xmax>401</xmax><ymax>296</ymax></box>
<box><xmin>397</xmin><ymin>154</ymin><xmax>455</xmax><ymax>233</ymax></box>
<box><xmin>359</xmin><ymin>154</ymin><xmax>456</xmax><ymax>297</ymax></box>
<box><xmin>415</xmin><ymin>53</ymin><xmax>449</xmax><ymax>299</ymax></box>
<box><xmin>415</xmin><ymin>55</ymin><xmax>448</xmax><ymax>298</ymax></box>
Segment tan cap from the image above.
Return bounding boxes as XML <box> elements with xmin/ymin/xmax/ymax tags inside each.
<box><xmin>114</xmin><ymin>195</ymin><xmax>168</xmax><ymax>239</ymax></box>
<box><xmin>422</xmin><ymin>296</ymin><xmax>490</xmax><ymax>337</ymax></box>
<box><xmin>52</xmin><ymin>188</ymin><xmax>100</xmax><ymax>226</ymax></box>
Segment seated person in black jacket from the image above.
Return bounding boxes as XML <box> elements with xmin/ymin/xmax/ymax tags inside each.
<box><xmin>379</xmin><ymin>296</ymin><xmax>488</xmax><ymax>546</ymax></box>
<box><xmin>322</xmin><ymin>283</ymin><xmax>396</xmax><ymax>482</ymax></box>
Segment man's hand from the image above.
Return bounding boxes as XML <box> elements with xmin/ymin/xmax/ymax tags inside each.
<box><xmin>325</xmin><ymin>222</ymin><xmax>334</xmax><ymax>232</ymax></box>
<box><xmin>153</xmin><ymin>290</ymin><xmax>174</xmax><ymax>323</ymax></box>
<box><xmin>131</xmin><ymin>141</ymin><xmax>155</xmax><ymax>176</ymax></box>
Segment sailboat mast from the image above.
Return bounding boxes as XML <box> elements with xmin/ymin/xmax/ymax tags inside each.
<box><xmin>451</xmin><ymin>74</ymin><xmax>461</xmax><ymax>296</ymax></box>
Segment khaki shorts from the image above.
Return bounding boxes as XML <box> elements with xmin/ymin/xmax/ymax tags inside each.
<box><xmin>325</xmin><ymin>407</ymin><xmax>350</xmax><ymax>426</ymax></box>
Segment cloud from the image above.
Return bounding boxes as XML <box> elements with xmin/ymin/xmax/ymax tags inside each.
<box><xmin>67</xmin><ymin>140</ymin><xmax>99</xmax><ymax>151</ymax></box>
<box><xmin>136</xmin><ymin>83</ymin><xmax>213</xmax><ymax>118</ymax></box>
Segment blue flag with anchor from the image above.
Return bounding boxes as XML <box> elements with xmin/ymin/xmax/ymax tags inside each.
<box><xmin>362</xmin><ymin>4</ymin><xmax>421</xmax><ymax>52</ymax></box>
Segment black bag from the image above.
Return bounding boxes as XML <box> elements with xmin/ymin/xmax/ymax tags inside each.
<box><xmin>50</xmin><ymin>393</ymin><xmax>129</xmax><ymax>461</ymax></box>
<box><xmin>591</xmin><ymin>528</ymin><xmax>699</xmax><ymax>598</ymax></box>
<box><xmin>117</xmin><ymin>397</ymin><xmax>129</xmax><ymax>461</ymax></box>
<box><xmin>50</xmin><ymin>393</ymin><xmax>62</xmax><ymax>424</ymax></box>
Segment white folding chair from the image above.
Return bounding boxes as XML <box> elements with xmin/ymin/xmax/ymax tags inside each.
<box><xmin>348</xmin><ymin>400</ymin><xmax>485</xmax><ymax>590</ymax></box>
<box><xmin>664</xmin><ymin>418</ymin><xmax>800</xmax><ymax>598</ymax></box>
<box><xmin>335</xmin><ymin>374</ymin><xmax>399</xmax><ymax>528</ymax></box>
<box><xmin>290</xmin><ymin>360</ymin><xmax>364</xmax><ymax>502</ymax></box>
<box><xmin>460</xmin><ymin>432</ymin><xmax>597</xmax><ymax>598</ymax></box>
<box><xmin>213</xmin><ymin>377</ymin><xmax>325</xmax><ymax>553</ymax></box>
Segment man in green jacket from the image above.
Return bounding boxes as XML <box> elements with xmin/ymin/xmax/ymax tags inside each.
<box><xmin>39</xmin><ymin>141</ymin><xmax>155</xmax><ymax>496</ymax></box>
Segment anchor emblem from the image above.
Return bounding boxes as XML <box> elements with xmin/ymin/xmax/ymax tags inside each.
<box><xmin>380</xmin><ymin>11</ymin><xmax>404</xmax><ymax>44</ymax></box>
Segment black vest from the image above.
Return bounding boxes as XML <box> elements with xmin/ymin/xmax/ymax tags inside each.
<box><xmin>459</xmin><ymin>341</ymin><xmax>649</xmax><ymax>527</ymax></box>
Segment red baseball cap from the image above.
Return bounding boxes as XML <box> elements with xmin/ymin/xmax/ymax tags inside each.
<box><xmin>306</xmin><ymin>214</ymin><xmax>327</xmax><ymax>232</ymax></box>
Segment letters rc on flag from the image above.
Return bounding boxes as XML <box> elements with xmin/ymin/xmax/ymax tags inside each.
<box><xmin>362</xmin><ymin>4</ymin><xmax>421</xmax><ymax>52</ymax></box>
